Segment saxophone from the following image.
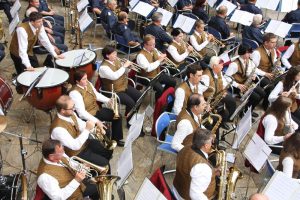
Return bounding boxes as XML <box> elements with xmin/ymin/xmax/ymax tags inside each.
<box><xmin>210</xmin><ymin>78</ymin><xmax>233</xmax><ymax>112</ymax></box>
<box><xmin>201</xmin><ymin>81</ymin><xmax>216</xmax><ymax>125</ymax></box>
<box><xmin>225</xmin><ymin>166</ymin><xmax>243</xmax><ymax>200</ymax></box>
<box><xmin>91</xmin><ymin>125</ymin><xmax>117</xmax><ymax>150</ymax></box>
<box><xmin>240</xmin><ymin>64</ymin><xmax>257</xmax><ymax>96</ymax></box>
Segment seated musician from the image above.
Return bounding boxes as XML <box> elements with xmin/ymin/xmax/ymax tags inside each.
<box><xmin>201</xmin><ymin>56</ymin><xmax>236</xmax><ymax>130</ymax></box>
<box><xmin>37</xmin><ymin>139</ymin><xmax>99</xmax><ymax>199</ymax></box>
<box><xmin>98</xmin><ymin>45</ymin><xmax>142</xmax><ymax>121</ymax></box>
<box><xmin>173</xmin><ymin>64</ymin><xmax>206</xmax><ymax>115</ymax></box>
<box><xmin>38</xmin><ymin>0</ymin><xmax>65</xmax><ymax>25</ymax></box>
<box><xmin>277</xmin><ymin>133</ymin><xmax>300</xmax><ymax>179</ymax></box>
<box><xmin>50</xmin><ymin>95</ymin><xmax>112</xmax><ymax>168</ymax></box>
<box><xmin>225</xmin><ymin>44</ymin><xmax>265</xmax><ymax>117</ymax></box>
<box><xmin>176</xmin><ymin>0</ymin><xmax>194</xmax><ymax>10</ymax></box>
<box><xmin>192</xmin><ymin>0</ymin><xmax>209</xmax><ymax>23</ymax></box>
<box><xmin>256</xmin><ymin>96</ymin><xmax>297</xmax><ymax>154</ymax></box>
<box><xmin>282</xmin><ymin>0</ymin><xmax>300</xmax><ymax>24</ymax></box>
<box><xmin>136</xmin><ymin>34</ymin><xmax>176</xmax><ymax>100</ymax></box>
<box><xmin>90</xmin><ymin>0</ymin><xmax>106</xmax><ymax>22</ymax></box>
<box><xmin>281</xmin><ymin>38</ymin><xmax>300</xmax><ymax>69</ymax></box>
<box><xmin>172</xmin><ymin>93</ymin><xmax>207</xmax><ymax>152</ymax></box>
<box><xmin>173</xmin><ymin>128</ymin><xmax>217</xmax><ymax>200</ymax></box>
<box><xmin>242</xmin><ymin>14</ymin><xmax>264</xmax><ymax>45</ymax></box>
<box><xmin>240</xmin><ymin>0</ymin><xmax>263</xmax><ymax>15</ymax></box>
<box><xmin>100</xmin><ymin>0</ymin><xmax>118</xmax><ymax>31</ymax></box>
<box><xmin>269</xmin><ymin>66</ymin><xmax>300</xmax><ymax>125</ymax></box>
<box><xmin>69</xmin><ymin>70</ymin><xmax>125</xmax><ymax>147</ymax></box>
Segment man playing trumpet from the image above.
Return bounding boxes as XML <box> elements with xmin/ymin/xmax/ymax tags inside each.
<box><xmin>136</xmin><ymin>34</ymin><xmax>176</xmax><ymax>99</ymax></box>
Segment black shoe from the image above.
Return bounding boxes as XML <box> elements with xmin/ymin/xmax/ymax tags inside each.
<box><xmin>117</xmin><ymin>140</ymin><xmax>125</xmax><ymax>147</ymax></box>
<box><xmin>252</xmin><ymin>112</ymin><xmax>259</xmax><ymax>118</ymax></box>
<box><xmin>221</xmin><ymin>123</ymin><xmax>230</xmax><ymax>130</ymax></box>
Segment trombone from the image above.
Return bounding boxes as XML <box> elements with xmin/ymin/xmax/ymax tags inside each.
<box><xmin>183</xmin><ymin>40</ymin><xmax>203</xmax><ymax>60</ymax></box>
<box><xmin>118</xmin><ymin>58</ymin><xmax>142</xmax><ymax>72</ymax></box>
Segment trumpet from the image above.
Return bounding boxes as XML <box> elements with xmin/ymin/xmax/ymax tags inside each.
<box><xmin>111</xmin><ymin>84</ymin><xmax>120</xmax><ymax>119</ymax></box>
<box><xmin>211</xmin><ymin>35</ymin><xmax>225</xmax><ymax>47</ymax></box>
<box><xmin>119</xmin><ymin>58</ymin><xmax>141</xmax><ymax>72</ymax></box>
<box><xmin>183</xmin><ymin>41</ymin><xmax>203</xmax><ymax>60</ymax></box>
<box><xmin>155</xmin><ymin>49</ymin><xmax>178</xmax><ymax>68</ymax></box>
<box><xmin>69</xmin><ymin>156</ymin><xmax>109</xmax><ymax>179</ymax></box>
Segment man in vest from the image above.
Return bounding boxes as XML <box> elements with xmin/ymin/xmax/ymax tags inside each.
<box><xmin>282</xmin><ymin>38</ymin><xmax>300</xmax><ymax>69</ymax></box>
<box><xmin>50</xmin><ymin>95</ymin><xmax>112</xmax><ymax>169</ymax></box>
<box><xmin>37</xmin><ymin>139</ymin><xmax>99</xmax><ymax>199</ymax></box>
<box><xmin>69</xmin><ymin>70</ymin><xmax>124</xmax><ymax>147</ymax></box>
<box><xmin>173</xmin><ymin>128</ymin><xmax>217</xmax><ymax>200</ymax></box>
<box><xmin>9</xmin><ymin>12</ymin><xmax>64</xmax><ymax>75</ymax></box>
<box><xmin>136</xmin><ymin>34</ymin><xmax>176</xmax><ymax>100</ymax></box>
<box><xmin>172</xmin><ymin>93</ymin><xmax>207</xmax><ymax>152</ymax></box>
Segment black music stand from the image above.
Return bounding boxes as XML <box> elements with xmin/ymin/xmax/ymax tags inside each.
<box><xmin>126</xmin><ymin>86</ymin><xmax>151</xmax><ymax>118</ymax></box>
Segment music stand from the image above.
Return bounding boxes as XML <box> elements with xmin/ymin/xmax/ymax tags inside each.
<box><xmin>126</xmin><ymin>86</ymin><xmax>151</xmax><ymax>118</ymax></box>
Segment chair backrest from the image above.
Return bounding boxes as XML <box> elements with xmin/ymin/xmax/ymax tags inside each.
<box><xmin>242</xmin><ymin>38</ymin><xmax>259</xmax><ymax>50</ymax></box>
<box><xmin>265</xmin><ymin>159</ymin><xmax>276</xmax><ymax>177</ymax></box>
<box><xmin>155</xmin><ymin>112</ymin><xmax>177</xmax><ymax>140</ymax></box>
<box><xmin>34</xmin><ymin>185</ymin><xmax>45</xmax><ymax>200</ymax></box>
<box><xmin>207</xmin><ymin>26</ymin><xmax>222</xmax><ymax>40</ymax></box>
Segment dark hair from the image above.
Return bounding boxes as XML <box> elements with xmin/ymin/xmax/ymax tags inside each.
<box><xmin>283</xmin><ymin>132</ymin><xmax>300</xmax><ymax>159</ymax></box>
<box><xmin>194</xmin><ymin>0</ymin><xmax>206</xmax><ymax>8</ymax></box>
<box><xmin>102</xmin><ymin>45</ymin><xmax>116</xmax><ymax>59</ymax></box>
<box><xmin>238</xmin><ymin>44</ymin><xmax>253</xmax><ymax>55</ymax></box>
<box><xmin>192</xmin><ymin>128</ymin><xmax>213</xmax><ymax>149</ymax></box>
<box><xmin>171</xmin><ymin>28</ymin><xmax>182</xmax><ymax>37</ymax></box>
<box><xmin>55</xmin><ymin>95</ymin><xmax>71</xmax><ymax>112</ymax></box>
<box><xmin>73</xmin><ymin>70</ymin><xmax>86</xmax><ymax>83</ymax></box>
<box><xmin>298</xmin><ymin>0</ymin><xmax>300</xmax><ymax>6</ymax></box>
<box><xmin>29</xmin><ymin>12</ymin><xmax>43</xmax><ymax>22</ymax></box>
<box><xmin>42</xmin><ymin>139</ymin><xmax>61</xmax><ymax>158</ymax></box>
<box><xmin>186</xmin><ymin>64</ymin><xmax>202</xmax><ymax>78</ymax></box>
<box><xmin>263</xmin><ymin>33</ymin><xmax>277</xmax><ymax>43</ymax></box>
<box><xmin>266</xmin><ymin>96</ymin><xmax>292</xmax><ymax>120</ymax></box>
<box><xmin>187</xmin><ymin>93</ymin><xmax>202</xmax><ymax>110</ymax></box>
<box><xmin>283</xmin><ymin>65</ymin><xmax>300</xmax><ymax>91</ymax></box>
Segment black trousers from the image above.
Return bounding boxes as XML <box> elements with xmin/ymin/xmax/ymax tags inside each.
<box><xmin>117</xmin><ymin>85</ymin><xmax>142</xmax><ymax>115</ymax></box>
<box><xmin>10</xmin><ymin>53</ymin><xmax>39</xmax><ymax>75</ymax></box>
<box><xmin>95</xmin><ymin>107</ymin><xmax>123</xmax><ymax>141</ymax></box>
<box><xmin>152</xmin><ymin>73</ymin><xmax>176</xmax><ymax>99</ymax></box>
<box><xmin>83</xmin><ymin>182</ymin><xmax>100</xmax><ymax>199</ymax></box>
<box><xmin>218</xmin><ymin>93</ymin><xmax>236</xmax><ymax>123</ymax></box>
<box><xmin>234</xmin><ymin>86</ymin><xmax>265</xmax><ymax>111</ymax></box>
<box><xmin>259</xmin><ymin>77</ymin><xmax>275</xmax><ymax>110</ymax></box>
<box><xmin>0</xmin><ymin>2</ymin><xmax>12</xmax><ymax>23</ymax></box>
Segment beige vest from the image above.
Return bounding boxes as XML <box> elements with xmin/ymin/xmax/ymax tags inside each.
<box><xmin>232</xmin><ymin>59</ymin><xmax>247</xmax><ymax>84</ymax></box>
<box><xmin>139</xmin><ymin>49</ymin><xmax>161</xmax><ymax>78</ymax></box>
<box><xmin>176</xmin><ymin>109</ymin><xmax>200</xmax><ymax>131</ymax></box>
<box><xmin>168</xmin><ymin>41</ymin><xmax>186</xmax><ymax>66</ymax></box>
<box><xmin>193</xmin><ymin>31</ymin><xmax>207</xmax><ymax>56</ymax></box>
<box><xmin>290</xmin><ymin>42</ymin><xmax>300</xmax><ymax>67</ymax></box>
<box><xmin>257</xmin><ymin>46</ymin><xmax>275</xmax><ymax>73</ymax></box>
<box><xmin>203</xmin><ymin>68</ymin><xmax>223</xmax><ymax>99</ymax></box>
<box><xmin>177</xmin><ymin>81</ymin><xmax>198</xmax><ymax>112</ymax></box>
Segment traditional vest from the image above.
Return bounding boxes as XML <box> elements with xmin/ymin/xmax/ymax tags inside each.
<box><xmin>72</xmin><ymin>83</ymin><xmax>99</xmax><ymax>116</ymax></box>
<box><xmin>203</xmin><ymin>68</ymin><xmax>223</xmax><ymax>99</ymax></box>
<box><xmin>232</xmin><ymin>58</ymin><xmax>248</xmax><ymax>84</ymax></box>
<box><xmin>256</xmin><ymin>114</ymin><xmax>285</xmax><ymax>140</ymax></box>
<box><xmin>49</xmin><ymin>114</ymin><xmax>87</xmax><ymax>157</ymax></box>
<box><xmin>10</xmin><ymin>22</ymin><xmax>41</xmax><ymax>57</ymax></box>
<box><xmin>289</xmin><ymin>42</ymin><xmax>300</xmax><ymax>67</ymax></box>
<box><xmin>173</xmin><ymin>146</ymin><xmax>216</xmax><ymax>199</ymax></box>
<box><xmin>277</xmin><ymin>150</ymin><xmax>300</xmax><ymax>178</ymax></box>
<box><xmin>168</xmin><ymin>41</ymin><xmax>186</xmax><ymax>66</ymax></box>
<box><xmin>101</xmin><ymin>60</ymin><xmax>127</xmax><ymax>92</ymax></box>
<box><xmin>177</xmin><ymin>81</ymin><xmax>198</xmax><ymax>112</ymax></box>
<box><xmin>37</xmin><ymin>157</ymin><xmax>86</xmax><ymax>200</ymax></box>
<box><xmin>138</xmin><ymin>49</ymin><xmax>161</xmax><ymax>78</ymax></box>
<box><xmin>193</xmin><ymin>31</ymin><xmax>207</xmax><ymax>57</ymax></box>
<box><xmin>257</xmin><ymin>46</ymin><xmax>275</xmax><ymax>73</ymax></box>
<box><xmin>176</xmin><ymin>109</ymin><xmax>200</xmax><ymax>131</ymax></box>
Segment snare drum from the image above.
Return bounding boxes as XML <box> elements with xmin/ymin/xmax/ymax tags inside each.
<box><xmin>55</xmin><ymin>49</ymin><xmax>96</xmax><ymax>84</ymax></box>
<box><xmin>0</xmin><ymin>76</ymin><xmax>13</xmax><ymax>115</ymax></box>
<box><xmin>17</xmin><ymin>68</ymin><xmax>69</xmax><ymax>111</ymax></box>
<box><xmin>0</xmin><ymin>172</ymin><xmax>27</xmax><ymax>200</ymax></box>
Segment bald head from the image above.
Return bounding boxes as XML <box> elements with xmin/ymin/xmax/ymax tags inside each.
<box><xmin>217</xmin><ymin>5</ymin><xmax>228</xmax><ymax>17</ymax></box>
<box><xmin>249</xmin><ymin>194</ymin><xmax>269</xmax><ymax>200</ymax></box>
<box><xmin>56</xmin><ymin>95</ymin><xmax>72</xmax><ymax>112</ymax></box>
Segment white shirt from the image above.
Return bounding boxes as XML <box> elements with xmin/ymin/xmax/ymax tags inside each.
<box><xmin>173</xmin><ymin>81</ymin><xmax>206</xmax><ymax>115</ymax></box>
<box><xmin>189</xmin><ymin>31</ymin><xmax>209</xmax><ymax>52</ymax></box>
<box><xmin>281</xmin><ymin>44</ymin><xmax>296</xmax><ymax>69</ymax></box>
<box><xmin>51</xmin><ymin>113</ymin><xmax>90</xmax><ymax>151</ymax></box>
<box><xmin>201</xmin><ymin>70</ymin><xmax>228</xmax><ymax>91</ymax></box>
<box><xmin>37</xmin><ymin>155</ymin><xmax>81</xmax><ymax>200</ymax></box>
<box><xmin>268</xmin><ymin>81</ymin><xmax>300</xmax><ymax>103</ymax></box>
<box><xmin>16</xmin><ymin>22</ymin><xmax>57</xmax><ymax>68</ymax></box>
<box><xmin>173</xmin><ymin>150</ymin><xmax>212</xmax><ymax>200</ymax></box>
<box><xmin>136</xmin><ymin>48</ymin><xmax>161</xmax><ymax>72</ymax></box>
<box><xmin>167</xmin><ymin>41</ymin><xmax>189</xmax><ymax>63</ymax></box>
<box><xmin>69</xmin><ymin>82</ymin><xmax>110</xmax><ymax>123</ymax></box>
<box><xmin>98</xmin><ymin>59</ymin><xmax>126</xmax><ymax>80</ymax></box>
<box><xmin>251</xmin><ymin>47</ymin><xmax>277</xmax><ymax>76</ymax></box>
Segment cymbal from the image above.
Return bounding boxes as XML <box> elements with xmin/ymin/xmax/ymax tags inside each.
<box><xmin>0</xmin><ymin>116</ymin><xmax>7</xmax><ymax>132</ymax></box>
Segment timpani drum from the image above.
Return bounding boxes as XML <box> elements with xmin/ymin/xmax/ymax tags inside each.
<box><xmin>0</xmin><ymin>76</ymin><xmax>13</xmax><ymax>115</ymax></box>
<box><xmin>55</xmin><ymin>49</ymin><xmax>96</xmax><ymax>84</ymax></box>
<box><xmin>17</xmin><ymin>68</ymin><xmax>69</xmax><ymax>111</ymax></box>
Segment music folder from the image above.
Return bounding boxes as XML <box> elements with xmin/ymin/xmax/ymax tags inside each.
<box><xmin>278</xmin><ymin>0</ymin><xmax>298</xmax><ymax>12</ymax></box>
<box><xmin>173</xmin><ymin>14</ymin><xmax>196</xmax><ymax>34</ymax></box>
<box><xmin>134</xmin><ymin>178</ymin><xmax>167</xmax><ymax>200</ymax></box>
<box><xmin>132</xmin><ymin>1</ymin><xmax>155</xmax><ymax>18</ymax></box>
<box><xmin>9</xmin><ymin>14</ymin><xmax>19</xmax><ymax>35</ymax></box>
<box><xmin>230</xmin><ymin>10</ymin><xmax>254</xmax><ymax>26</ymax></box>
<box><xmin>255</xmin><ymin>0</ymin><xmax>280</xmax><ymax>11</ymax></box>
<box><xmin>156</xmin><ymin>8</ymin><xmax>173</xmax><ymax>27</ymax></box>
<box><xmin>167</xmin><ymin>0</ymin><xmax>178</xmax><ymax>7</ymax></box>
<box><xmin>10</xmin><ymin>0</ymin><xmax>21</xmax><ymax>18</ymax></box>
<box><xmin>117</xmin><ymin>143</ymin><xmax>133</xmax><ymax>188</ymax></box>
<box><xmin>264</xmin><ymin>20</ymin><xmax>292</xmax><ymax>38</ymax></box>
<box><xmin>216</xmin><ymin>0</ymin><xmax>237</xmax><ymax>16</ymax></box>
<box><xmin>78</xmin><ymin>8</ymin><xmax>93</xmax><ymax>32</ymax></box>
<box><xmin>77</xmin><ymin>0</ymin><xmax>89</xmax><ymax>12</ymax></box>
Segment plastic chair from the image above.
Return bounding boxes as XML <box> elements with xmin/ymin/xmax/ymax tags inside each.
<box><xmin>114</xmin><ymin>34</ymin><xmax>141</xmax><ymax>60</ymax></box>
<box><xmin>242</xmin><ymin>38</ymin><xmax>259</xmax><ymax>50</ymax></box>
<box><xmin>150</xmin><ymin>112</ymin><xmax>177</xmax><ymax>173</ymax></box>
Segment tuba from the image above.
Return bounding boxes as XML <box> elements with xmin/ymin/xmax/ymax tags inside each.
<box><xmin>94</xmin><ymin>175</ymin><xmax>121</xmax><ymax>200</ymax></box>
<box><xmin>91</xmin><ymin>125</ymin><xmax>117</xmax><ymax>150</ymax></box>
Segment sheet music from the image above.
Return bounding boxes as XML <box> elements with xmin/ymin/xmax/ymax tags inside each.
<box><xmin>117</xmin><ymin>144</ymin><xmax>133</xmax><ymax>188</ymax></box>
<box><xmin>255</xmin><ymin>0</ymin><xmax>280</xmax><ymax>11</ymax></box>
<box><xmin>219</xmin><ymin>52</ymin><xmax>230</xmax><ymax>63</ymax></box>
<box><xmin>77</xmin><ymin>0</ymin><xmax>89</xmax><ymax>12</ymax></box>
<box><xmin>156</xmin><ymin>8</ymin><xmax>173</xmax><ymax>26</ymax></box>
<box><xmin>263</xmin><ymin>171</ymin><xmax>300</xmax><ymax>200</ymax></box>
<box><xmin>173</xmin><ymin>14</ymin><xmax>196</xmax><ymax>33</ymax></box>
<box><xmin>78</xmin><ymin>9</ymin><xmax>93</xmax><ymax>32</ymax></box>
<box><xmin>9</xmin><ymin>14</ymin><xmax>19</xmax><ymax>35</ymax></box>
<box><xmin>126</xmin><ymin>112</ymin><xmax>145</xmax><ymax>147</ymax></box>
<box><xmin>244</xmin><ymin>133</ymin><xmax>272</xmax><ymax>171</ymax></box>
<box><xmin>232</xmin><ymin>108</ymin><xmax>252</xmax><ymax>149</ymax></box>
<box><xmin>167</xmin><ymin>0</ymin><xmax>178</xmax><ymax>7</ymax></box>
<box><xmin>216</xmin><ymin>0</ymin><xmax>237</xmax><ymax>16</ymax></box>
<box><xmin>10</xmin><ymin>0</ymin><xmax>21</xmax><ymax>18</ymax></box>
<box><xmin>129</xmin><ymin>0</ymin><xmax>139</xmax><ymax>8</ymax></box>
<box><xmin>132</xmin><ymin>1</ymin><xmax>155</xmax><ymax>17</ymax></box>
<box><xmin>207</xmin><ymin>0</ymin><xmax>217</xmax><ymax>7</ymax></box>
<box><xmin>230</xmin><ymin>10</ymin><xmax>254</xmax><ymax>26</ymax></box>
<box><xmin>280</xmin><ymin>0</ymin><xmax>298</xmax><ymax>12</ymax></box>
<box><xmin>265</xmin><ymin>20</ymin><xmax>292</xmax><ymax>38</ymax></box>
<box><xmin>134</xmin><ymin>178</ymin><xmax>168</xmax><ymax>200</ymax></box>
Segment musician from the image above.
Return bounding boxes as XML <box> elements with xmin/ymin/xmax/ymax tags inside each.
<box><xmin>242</xmin><ymin>14</ymin><xmax>263</xmax><ymax>45</ymax></box>
<box><xmin>176</xmin><ymin>0</ymin><xmax>194</xmax><ymax>10</ymax></box>
<box><xmin>172</xmin><ymin>93</ymin><xmax>206</xmax><ymax>152</ymax></box>
<box><xmin>281</xmin><ymin>39</ymin><xmax>300</xmax><ymax>68</ymax></box>
<box><xmin>277</xmin><ymin>133</ymin><xmax>300</xmax><ymax>179</ymax></box>
<box><xmin>9</xmin><ymin>12</ymin><xmax>64</xmax><ymax>75</ymax></box>
<box><xmin>256</xmin><ymin>96</ymin><xmax>297</xmax><ymax>154</ymax></box>
<box><xmin>100</xmin><ymin>0</ymin><xmax>118</xmax><ymax>31</ymax></box>
<box><xmin>282</xmin><ymin>0</ymin><xmax>300</xmax><ymax>24</ymax></box>
<box><xmin>202</xmin><ymin>56</ymin><xmax>237</xmax><ymax>129</ymax></box>
<box><xmin>144</xmin><ymin>12</ymin><xmax>173</xmax><ymax>52</ymax></box>
<box><xmin>38</xmin><ymin>0</ymin><xmax>65</xmax><ymax>25</ymax></box>
<box><xmin>98</xmin><ymin>45</ymin><xmax>142</xmax><ymax>120</ymax></box>
<box><xmin>192</xmin><ymin>0</ymin><xmax>209</xmax><ymax>23</ymax></box>
<box><xmin>225</xmin><ymin>44</ymin><xmax>265</xmax><ymax>116</ymax></box>
<box><xmin>240</xmin><ymin>0</ymin><xmax>262</xmax><ymax>15</ymax></box>
<box><xmin>173</xmin><ymin>128</ymin><xmax>216</xmax><ymax>200</ymax></box>
<box><xmin>136</xmin><ymin>34</ymin><xmax>176</xmax><ymax>99</ymax></box>
<box><xmin>269</xmin><ymin>66</ymin><xmax>300</xmax><ymax>125</ymax></box>
<box><xmin>91</xmin><ymin>0</ymin><xmax>106</xmax><ymax>22</ymax></box>
<box><xmin>37</xmin><ymin>139</ymin><xmax>99</xmax><ymax>199</ymax></box>
<box><xmin>173</xmin><ymin>64</ymin><xmax>206</xmax><ymax>115</ymax></box>
<box><xmin>0</xmin><ymin>0</ymin><xmax>12</xmax><ymax>23</ymax></box>
<box><xmin>50</xmin><ymin>95</ymin><xmax>112</xmax><ymax>168</ymax></box>
<box><xmin>69</xmin><ymin>70</ymin><xmax>124</xmax><ymax>147</ymax></box>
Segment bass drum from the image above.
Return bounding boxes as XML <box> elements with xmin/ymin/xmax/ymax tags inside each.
<box><xmin>0</xmin><ymin>76</ymin><xmax>13</xmax><ymax>115</ymax></box>
<box><xmin>0</xmin><ymin>172</ymin><xmax>27</xmax><ymax>200</ymax></box>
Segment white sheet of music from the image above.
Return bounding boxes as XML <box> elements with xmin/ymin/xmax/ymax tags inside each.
<box><xmin>263</xmin><ymin>171</ymin><xmax>300</xmax><ymax>200</ymax></box>
<box><xmin>265</xmin><ymin>20</ymin><xmax>292</xmax><ymax>38</ymax></box>
<box><xmin>255</xmin><ymin>0</ymin><xmax>280</xmax><ymax>10</ymax></box>
<box><xmin>129</xmin><ymin>0</ymin><xmax>140</xmax><ymax>8</ymax></box>
<box><xmin>244</xmin><ymin>133</ymin><xmax>272</xmax><ymax>171</ymax></box>
<box><xmin>77</xmin><ymin>0</ymin><xmax>89</xmax><ymax>12</ymax></box>
<box><xmin>173</xmin><ymin>14</ymin><xmax>196</xmax><ymax>33</ymax></box>
<box><xmin>132</xmin><ymin>1</ymin><xmax>155</xmax><ymax>17</ymax></box>
<box><xmin>125</xmin><ymin>112</ymin><xmax>145</xmax><ymax>147</ymax></box>
<box><xmin>216</xmin><ymin>0</ymin><xmax>237</xmax><ymax>16</ymax></box>
<box><xmin>9</xmin><ymin>14</ymin><xmax>19</xmax><ymax>35</ymax></box>
<box><xmin>167</xmin><ymin>0</ymin><xmax>178</xmax><ymax>7</ymax></box>
<box><xmin>134</xmin><ymin>178</ymin><xmax>168</xmax><ymax>200</ymax></box>
<box><xmin>280</xmin><ymin>0</ymin><xmax>298</xmax><ymax>12</ymax></box>
<box><xmin>207</xmin><ymin>0</ymin><xmax>217</xmax><ymax>7</ymax></box>
<box><xmin>10</xmin><ymin>0</ymin><xmax>21</xmax><ymax>18</ymax></box>
<box><xmin>232</xmin><ymin>108</ymin><xmax>252</xmax><ymax>149</ymax></box>
<box><xmin>230</xmin><ymin>10</ymin><xmax>254</xmax><ymax>26</ymax></box>
<box><xmin>117</xmin><ymin>144</ymin><xmax>133</xmax><ymax>188</ymax></box>
<box><xmin>78</xmin><ymin>9</ymin><xmax>93</xmax><ymax>32</ymax></box>
<box><xmin>156</xmin><ymin>8</ymin><xmax>173</xmax><ymax>26</ymax></box>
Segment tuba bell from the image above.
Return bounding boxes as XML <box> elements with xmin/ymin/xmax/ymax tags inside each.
<box><xmin>91</xmin><ymin>124</ymin><xmax>117</xmax><ymax>150</ymax></box>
